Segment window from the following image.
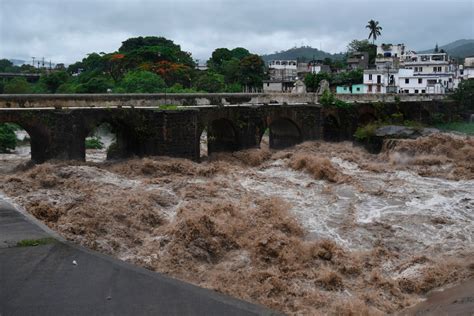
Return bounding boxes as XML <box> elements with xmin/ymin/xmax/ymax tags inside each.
<box><xmin>438</xmin><ymin>67</ymin><xmax>442</xmax><ymax>72</ymax></box>
<box><xmin>404</xmin><ymin>89</ymin><xmax>409</xmax><ymax>93</ymax></box>
<box><xmin>414</xmin><ymin>67</ymin><xmax>418</xmax><ymax>72</ymax></box>
<box><xmin>267</xmin><ymin>83</ymin><xmax>270</xmax><ymax>87</ymax></box>
<box><xmin>377</xmin><ymin>75</ymin><xmax>381</xmax><ymax>84</ymax></box>
<box><xmin>405</xmin><ymin>78</ymin><xmax>409</xmax><ymax>84</ymax></box>
<box><xmin>368</xmin><ymin>85</ymin><xmax>372</xmax><ymax>92</ymax></box>
<box><xmin>419</xmin><ymin>67</ymin><xmax>423</xmax><ymax>72</ymax></box>
<box><xmin>376</xmin><ymin>85</ymin><xmax>381</xmax><ymax>92</ymax></box>
<box><xmin>421</xmin><ymin>90</ymin><xmax>426</xmax><ymax>94</ymax></box>
<box><xmin>356</xmin><ymin>87</ymin><xmax>360</xmax><ymax>91</ymax></box>
<box><xmin>415</xmin><ymin>90</ymin><xmax>419</xmax><ymax>94</ymax></box>
<box><xmin>369</xmin><ymin>74</ymin><xmax>372</xmax><ymax>80</ymax></box>
<box><xmin>418</xmin><ymin>78</ymin><xmax>422</xmax><ymax>84</ymax></box>
<box><xmin>433</xmin><ymin>67</ymin><xmax>437</xmax><ymax>72</ymax></box>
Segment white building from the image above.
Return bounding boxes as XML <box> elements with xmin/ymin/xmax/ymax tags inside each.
<box><xmin>364</xmin><ymin>44</ymin><xmax>459</xmax><ymax>94</ymax></box>
<box><xmin>461</xmin><ymin>56</ymin><xmax>474</xmax><ymax>80</ymax></box>
<box><xmin>364</xmin><ymin>69</ymin><xmax>398</xmax><ymax>94</ymax></box>
<box><xmin>268</xmin><ymin>60</ymin><xmax>298</xmax><ymax>81</ymax></box>
<box><xmin>375</xmin><ymin>44</ymin><xmax>406</xmax><ymax>70</ymax></box>
<box><xmin>397</xmin><ymin>69</ymin><xmax>449</xmax><ymax>94</ymax></box>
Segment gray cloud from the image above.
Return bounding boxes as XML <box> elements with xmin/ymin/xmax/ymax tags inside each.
<box><xmin>1</xmin><ymin>0</ymin><xmax>473</xmax><ymax>64</ymax></box>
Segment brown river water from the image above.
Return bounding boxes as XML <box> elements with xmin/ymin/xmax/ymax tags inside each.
<box><xmin>1</xmin><ymin>133</ymin><xmax>473</xmax><ymax>315</ymax></box>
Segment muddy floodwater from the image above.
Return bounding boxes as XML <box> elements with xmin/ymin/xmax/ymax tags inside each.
<box><xmin>1</xmin><ymin>133</ymin><xmax>473</xmax><ymax>315</ymax></box>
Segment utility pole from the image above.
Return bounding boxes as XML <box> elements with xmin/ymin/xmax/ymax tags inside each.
<box><xmin>31</xmin><ymin>57</ymin><xmax>36</xmax><ymax>66</ymax></box>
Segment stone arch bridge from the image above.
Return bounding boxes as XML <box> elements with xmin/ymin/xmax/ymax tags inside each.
<box><xmin>0</xmin><ymin>105</ymin><xmax>321</xmax><ymax>163</ymax></box>
<box><xmin>0</xmin><ymin>94</ymin><xmax>451</xmax><ymax>163</ymax></box>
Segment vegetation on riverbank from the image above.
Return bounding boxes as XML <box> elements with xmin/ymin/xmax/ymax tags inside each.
<box><xmin>0</xmin><ymin>123</ymin><xmax>18</xmax><ymax>153</ymax></box>
<box><xmin>435</xmin><ymin>122</ymin><xmax>474</xmax><ymax>135</ymax></box>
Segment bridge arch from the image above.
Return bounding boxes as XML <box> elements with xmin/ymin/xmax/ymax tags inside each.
<box><xmin>420</xmin><ymin>108</ymin><xmax>431</xmax><ymax>124</ymax></box>
<box><xmin>267</xmin><ymin>117</ymin><xmax>302</xmax><ymax>149</ymax></box>
<box><xmin>0</xmin><ymin>117</ymin><xmax>50</xmax><ymax>163</ymax></box>
<box><xmin>358</xmin><ymin>112</ymin><xmax>377</xmax><ymax>126</ymax></box>
<box><xmin>83</xmin><ymin>118</ymin><xmax>137</xmax><ymax>161</ymax></box>
<box><xmin>0</xmin><ymin>122</ymin><xmax>32</xmax><ymax>171</ymax></box>
<box><xmin>323</xmin><ymin>114</ymin><xmax>341</xmax><ymax>142</ymax></box>
<box><xmin>203</xmin><ymin>118</ymin><xmax>240</xmax><ymax>155</ymax></box>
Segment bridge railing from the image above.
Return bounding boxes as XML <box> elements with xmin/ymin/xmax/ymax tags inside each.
<box><xmin>0</xmin><ymin>93</ymin><xmax>447</xmax><ymax>109</ymax></box>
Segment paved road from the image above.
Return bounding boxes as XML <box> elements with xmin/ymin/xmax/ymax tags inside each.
<box><xmin>0</xmin><ymin>199</ymin><xmax>280</xmax><ymax>316</ymax></box>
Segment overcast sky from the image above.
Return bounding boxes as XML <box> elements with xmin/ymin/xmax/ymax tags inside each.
<box><xmin>1</xmin><ymin>0</ymin><xmax>473</xmax><ymax>64</ymax></box>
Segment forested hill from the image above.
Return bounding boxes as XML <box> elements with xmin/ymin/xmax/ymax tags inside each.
<box><xmin>419</xmin><ymin>39</ymin><xmax>474</xmax><ymax>58</ymax></box>
<box><xmin>261</xmin><ymin>46</ymin><xmax>346</xmax><ymax>63</ymax></box>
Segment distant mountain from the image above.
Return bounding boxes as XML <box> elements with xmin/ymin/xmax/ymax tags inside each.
<box><xmin>261</xmin><ymin>46</ymin><xmax>345</xmax><ymax>63</ymax></box>
<box><xmin>8</xmin><ymin>59</ymin><xmax>28</xmax><ymax>66</ymax></box>
<box><xmin>419</xmin><ymin>39</ymin><xmax>474</xmax><ymax>58</ymax></box>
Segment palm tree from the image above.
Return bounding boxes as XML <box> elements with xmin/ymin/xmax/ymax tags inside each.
<box><xmin>366</xmin><ymin>20</ymin><xmax>382</xmax><ymax>44</ymax></box>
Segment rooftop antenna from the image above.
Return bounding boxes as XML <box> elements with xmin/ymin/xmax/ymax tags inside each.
<box><xmin>42</xmin><ymin>57</ymin><xmax>45</xmax><ymax>68</ymax></box>
<box><xmin>31</xmin><ymin>57</ymin><xmax>36</xmax><ymax>66</ymax></box>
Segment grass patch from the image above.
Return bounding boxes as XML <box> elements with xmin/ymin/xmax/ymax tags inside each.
<box><xmin>435</xmin><ymin>122</ymin><xmax>474</xmax><ymax>135</ymax></box>
<box><xmin>16</xmin><ymin>237</ymin><xmax>56</xmax><ymax>247</ymax></box>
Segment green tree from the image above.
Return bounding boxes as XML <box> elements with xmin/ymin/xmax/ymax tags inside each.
<box><xmin>238</xmin><ymin>54</ymin><xmax>265</xmax><ymax>90</ymax></box>
<box><xmin>39</xmin><ymin>71</ymin><xmax>70</xmax><ymax>93</ymax></box>
<box><xmin>207</xmin><ymin>48</ymin><xmax>233</xmax><ymax>70</ymax></box>
<box><xmin>304</xmin><ymin>72</ymin><xmax>332</xmax><ymax>92</ymax></box>
<box><xmin>225</xmin><ymin>83</ymin><xmax>242</xmax><ymax>93</ymax></box>
<box><xmin>0</xmin><ymin>59</ymin><xmax>17</xmax><ymax>73</ymax></box>
<box><xmin>56</xmin><ymin>82</ymin><xmax>78</xmax><ymax>93</ymax></box>
<box><xmin>76</xmin><ymin>77</ymin><xmax>113</xmax><ymax>93</ymax></box>
<box><xmin>194</xmin><ymin>72</ymin><xmax>224</xmax><ymax>92</ymax></box>
<box><xmin>118</xmin><ymin>70</ymin><xmax>166</xmax><ymax>93</ymax></box>
<box><xmin>0</xmin><ymin>123</ymin><xmax>17</xmax><ymax>152</ymax></box>
<box><xmin>230</xmin><ymin>47</ymin><xmax>251</xmax><ymax>60</ymax></box>
<box><xmin>366</xmin><ymin>20</ymin><xmax>382</xmax><ymax>44</ymax></box>
<box><xmin>19</xmin><ymin>64</ymin><xmax>38</xmax><ymax>73</ymax></box>
<box><xmin>220</xmin><ymin>58</ymin><xmax>241</xmax><ymax>84</ymax></box>
<box><xmin>452</xmin><ymin>80</ymin><xmax>474</xmax><ymax>111</ymax></box>
<box><xmin>3</xmin><ymin>78</ymin><xmax>32</xmax><ymax>94</ymax></box>
<box><xmin>347</xmin><ymin>39</ymin><xmax>377</xmax><ymax>65</ymax></box>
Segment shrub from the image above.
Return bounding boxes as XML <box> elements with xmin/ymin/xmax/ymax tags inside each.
<box><xmin>320</xmin><ymin>90</ymin><xmax>352</xmax><ymax>109</ymax></box>
<box><xmin>354</xmin><ymin>122</ymin><xmax>379</xmax><ymax>141</ymax></box>
<box><xmin>85</xmin><ymin>136</ymin><xmax>104</xmax><ymax>149</ymax></box>
<box><xmin>0</xmin><ymin>123</ymin><xmax>18</xmax><ymax>152</ymax></box>
<box><xmin>319</xmin><ymin>90</ymin><xmax>335</xmax><ymax>107</ymax></box>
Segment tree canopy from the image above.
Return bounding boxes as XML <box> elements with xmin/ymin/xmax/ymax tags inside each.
<box><xmin>0</xmin><ymin>35</ymin><xmax>269</xmax><ymax>94</ymax></box>
<box><xmin>347</xmin><ymin>39</ymin><xmax>377</xmax><ymax>65</ymax></box>
<box><xmin>366</xmin><ymin>20</ymin><xmax>382</xmax><ymax>44</ymax></box>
